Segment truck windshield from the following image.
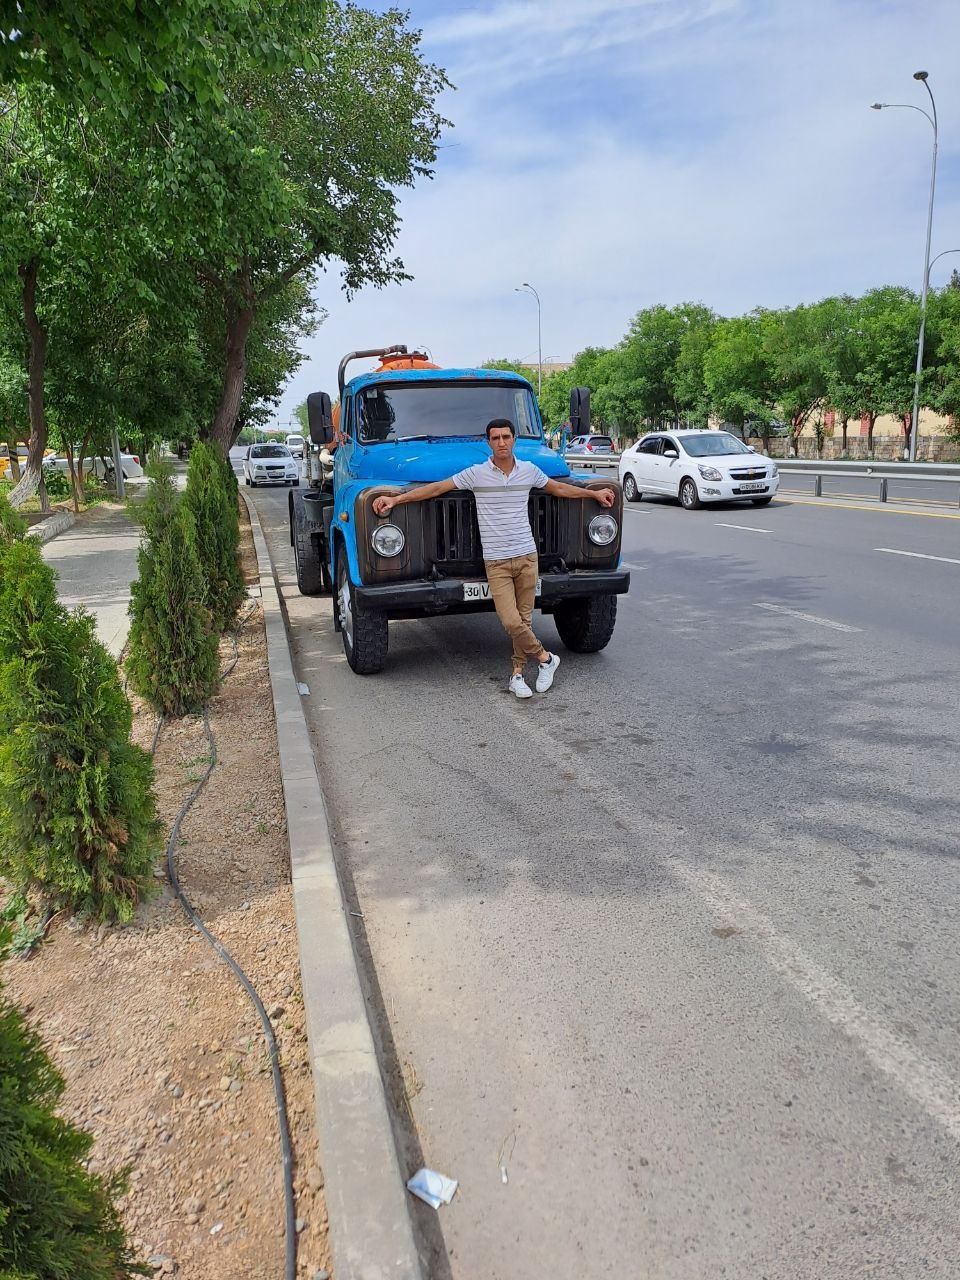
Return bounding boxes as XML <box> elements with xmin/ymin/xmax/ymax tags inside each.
<box><xmin>357</xmin><ymin>382</ymin><xmax>541</xmax><ymax>444</ymax></box>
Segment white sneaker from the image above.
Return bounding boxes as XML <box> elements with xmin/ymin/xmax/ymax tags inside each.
<box><xmin>509</xmin><ymin>673</ymin><xmax>533</xmax><ymax>699</ymax></box>
<box><xmin>535</xmin><ymin>652</ymin><xmax>560</xmax><ymax>693</ymax></box>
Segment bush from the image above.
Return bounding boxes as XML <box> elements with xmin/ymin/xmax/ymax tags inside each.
<box><xmin>42</xmin><ymin>467</ymin><xmax>72</xmax><ymax>499</ymax></box>
<box><xmin>127</xmin><ymin>460</ymin><xmax>219</xmax><ymax>716</ymax></box>
<box><xmin>182</xmin><ymin>441</ymin><xmax>245</xmax><ymax>630</ymax></box>
<box><xmin>0</xmin><ymin>535</ymin><xmax>161</xmax><ymax>922</ymax></box>
<box><xmin>0</xmin><ymin>491</ymin><xmax>26</xmax><ymax>544</ymax></box>
<box><xmin>0</xmin><ymin>930</ymin><xmax>140</xmax><ymax>1278</ymax></box>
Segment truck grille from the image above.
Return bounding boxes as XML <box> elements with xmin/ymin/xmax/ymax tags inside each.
<box><xmin>429</xmin><ymin>491</ymin><xmax>562</xmax><ymax>568</ymax></box>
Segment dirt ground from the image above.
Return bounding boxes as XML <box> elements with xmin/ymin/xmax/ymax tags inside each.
<box><xmin>3</xmin><ymin>516</ymin><xmax>331</xmax><ymax>1279</ymax></box>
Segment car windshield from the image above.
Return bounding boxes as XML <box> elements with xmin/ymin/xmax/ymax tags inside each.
<box><xmin>357</xmin><ymin>381</ymin><xmax>541</xmax><ymax>444</ymax></box>
<box><xmin>679</xmin><ymin>433</ymin><xmax>753</xmax><ymax>457</ymax></box>
<box><xmin>251</xmin><ymin>445</ymin><xmax>290</xmax><ymax>459</ymax></box>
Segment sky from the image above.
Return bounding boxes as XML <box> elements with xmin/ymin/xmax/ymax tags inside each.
<box><xmin>274</xmin><ymin>0</ymin><xmax>960</xmax><ymax>425</ymax></box>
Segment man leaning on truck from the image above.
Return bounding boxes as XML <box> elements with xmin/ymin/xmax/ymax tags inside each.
<box><xmin>372</xmin><ymin>419</ymin><xmax>616</xmax><ymax>699</ymax></box>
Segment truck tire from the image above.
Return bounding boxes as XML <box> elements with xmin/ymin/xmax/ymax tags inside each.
<box><xmin>337</xmin><ymin>549</ymin><xmax>388</xmax><ymax>674</ymax></box>
<box><xmin>293</xmin><ymin>522</ymin><xmax>324</xmax><ymax>596</ymax></box>
<box><xmin>553</xmin><ymin>595</ymin><xmax>617</xmax><ymax>653</ymax></box>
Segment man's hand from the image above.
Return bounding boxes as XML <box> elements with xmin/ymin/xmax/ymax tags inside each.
<box><xmin>595</xmin><ymin>487</ymin><xmax>616</xmax><ymax>508</ymax></box>
<box><xmin>372</xmin><ymin>494</ymin><xmax>396</xmax><ymax>516</ymax></box>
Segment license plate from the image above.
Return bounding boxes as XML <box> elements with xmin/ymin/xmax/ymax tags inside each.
<box><xmin>739</xmin><ymin>481</ymin><xmax>766</xmax><ymax>492</ymax></box>
<box><xmin>463</xmin><ymin>579</ymin><xmax>542</xmax><ymax>601</ymax></box>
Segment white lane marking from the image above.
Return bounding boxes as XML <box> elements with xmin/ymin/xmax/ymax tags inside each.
<box><xmin>754</xmin><ymin>602</ymin><xmax>861</xmax><ymax>633</ymax></box>
<box><xmin>875</xmin><ymin>547</ymin><xmax>960</xmax><ymax>566</ymax></box>
<box><xmin>715</xmin><ymin>522</ymin><xmax>773</xmax><ymax>533</ymax></box>
<box><xmin>668</xmin><ymin>859</ymin><xmax>960</xmax><ymax>1144</ymax></box>
<box><xmin>419</xmin><ymin>629</ymin><xmax>960</xmax><ymax>1145</ymax></box>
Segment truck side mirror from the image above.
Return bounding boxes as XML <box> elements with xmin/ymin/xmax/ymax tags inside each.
<box><xmin>307</xmin><ymin>391</ymin><xmax>334</xmax><ymax>445</ymax></box>
<box><xmin>570</xmin><ymin>386</ymin><xmax>591</xmax><ymax>435</ymax></box>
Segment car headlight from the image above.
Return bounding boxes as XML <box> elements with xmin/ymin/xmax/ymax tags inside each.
<box><xmin>588</xmin><ymin>513</ymin><xmax>618</xmax><ymax>546</ymax></box>
<box><xmin>372</xmin><ymin>523</ymin><xmax>405</xmax><ymax>558</ymax></box>
<box><xmin>698</xmin><ymin>465</ymin><xmax>723</xmax><ymax>481</ymax></box>
<box><xmin>771</xmin><ymin>464</ymin><xmax>779</xmax><ymax>477</ymax></box>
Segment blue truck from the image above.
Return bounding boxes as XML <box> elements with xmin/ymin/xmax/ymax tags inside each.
<box><xmin>288</xmin><ymin>345</ymin><xmax>630</xmax><ymax>674</ymax></box>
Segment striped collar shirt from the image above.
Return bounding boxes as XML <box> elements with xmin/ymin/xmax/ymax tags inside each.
<box><xmin>452</xmin><ymin>457</ymin><xmax>550</xmax><ymax>561</ymax></box>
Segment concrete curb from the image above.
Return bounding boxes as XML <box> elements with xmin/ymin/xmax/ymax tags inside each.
<box><xmin>26</xmin><ymin>508</ymin><xmax>76</xmax><ymax>544</ymax></box>
<box><xmin>241</xmin><ymin>494</ymin><xmax>423</xmax><ymax>1280</ymax></box>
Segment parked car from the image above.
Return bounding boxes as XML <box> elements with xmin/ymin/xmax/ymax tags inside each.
<box><xmin>43</xmin><ymin>452</ymin><xmax>144</xmax><ymax>480</ymax></box>
<box><xmin>243</xmin><ymin>443</ymin><xmax>299</xmax><ymax>487</ymax></box>
<box><xmin>285</xmin><ymin>433</ymin><xmax>306</xmax><ymax>458</ymax></box>
<box><xmin>618</xmin><ymin>430</ymin><xmax>779</xmax><ymax>509</ymax></box>
<box><xmin>565</xmin><ymin>434</ymin><xmax>615</xmax><ymax>455</ymax></box>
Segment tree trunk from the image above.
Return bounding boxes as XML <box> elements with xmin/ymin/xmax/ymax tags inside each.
<box><xmin>3</xmin><ymin>431</ymin><xmax>21</xmax><ymax>482</ymax></box>
<box><xmin>8</xmin><ymin>260</ymin><xmax>50</xmax><ymax>511</ymax></box>
<box><xmin>209</xmin><ymin>299</ymin><xmax>256</xmax><ymax>458</ymax></box>
<box><xmin>866</xmin><ymin>413</ymin><xmax>876</xmax><ymax>455</ymax></box>
<box><xmin>840</xmin><ymin>417</ymin><xmax>849</xmax><ymax>455</ymax></box>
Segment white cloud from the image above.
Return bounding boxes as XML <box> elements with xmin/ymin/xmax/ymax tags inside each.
<box><xmin>274</xmin><ymin>0</ymin><xmax>960</xmax><ymax>423</ymax></box>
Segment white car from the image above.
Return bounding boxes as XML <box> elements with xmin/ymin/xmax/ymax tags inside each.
<box><xmin>285</xmin><ymin>433</ymin><xmax>306</xmax><ymax>458</ymax></box>
<box><xmin>618</xmin><ymin>430</ymin><xmax>779</xmax><ymax>510</ymax></box>
<box><xmin>43</xmin><ymin>451</ymin><xmax>145</xmax><ymax>479</ymax></box>
<box><xmin>243</xmin><ymin>443</ymin><xmax>300</xmax><ymax>487</ymax></box>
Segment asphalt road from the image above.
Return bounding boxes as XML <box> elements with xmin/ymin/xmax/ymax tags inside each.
<box><xmin>240</xmin><ymin>459</ymin><xmax>960</xmax><ymax>1279</ymax></box>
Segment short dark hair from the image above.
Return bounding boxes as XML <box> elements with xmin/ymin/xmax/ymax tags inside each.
<box><xmin>485</xmin><ymin>419</ymin><xmax>515</xmax><ymax>440</ymax></box>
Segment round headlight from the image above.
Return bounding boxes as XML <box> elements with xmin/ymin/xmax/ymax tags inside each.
<box><xmin>372</xmin><ymin>523</ymin><xmax>405</xmax><ymax>558</ymax></box>
<box><xmin>588</xmin><ymin>513</ymin><xmax>618</xmax><ymax>546</ymax></box>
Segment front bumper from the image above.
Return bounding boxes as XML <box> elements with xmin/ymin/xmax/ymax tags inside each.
<box><xmin>698</xmin><ymin>475</ymin><xmax>780</xmax><ymax>502</ymax></box>
<box><xmin>355</xmin><ymin>568</ymin><xmax>631</xmax><ymax>616</ymax></box>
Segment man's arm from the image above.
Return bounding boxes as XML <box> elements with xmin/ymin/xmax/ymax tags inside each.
<box><xmin>544</xmin><ymin>478</ymin><xmax>616</xmax><ymax>509</ymax></box>
<box><xmin>372</xmin><ymin>477</ymin><xmax>456</xmax><ymax>516</ymax></box>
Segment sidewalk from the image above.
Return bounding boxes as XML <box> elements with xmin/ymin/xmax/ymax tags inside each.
<box><xmin>40</xmin><ymin>502</ymin><xmax>141</xmax><ymax>658</ymax></box>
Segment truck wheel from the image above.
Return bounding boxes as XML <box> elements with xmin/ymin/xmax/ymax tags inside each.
<box><xmin>337</xmin><ymin>550</ymin><xmax>388</xmax><ymax>674</ymax></box>
<box><xmin>293</xmin><ymin>522</ymin><xmax>324</xmax><ymax>596</ymax></box>
<box><xmin>553</xmin><ymin>595</ymin><xmax>617</xmax><ymax>653</ymax></box>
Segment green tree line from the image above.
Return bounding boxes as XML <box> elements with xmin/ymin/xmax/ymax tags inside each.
<box><xmin>491</xmin><ymin>281</ymin><xmax>960</xmax><ymax>455</ymax></box>
<box><xmin>1</xmin><ymin>2</ymin><xmax>449</xmax><ymax>509</ymax></box>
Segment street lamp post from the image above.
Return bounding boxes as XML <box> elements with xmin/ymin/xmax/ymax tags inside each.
<box><xmin>871</xmin><ymin>71</ymin><xmax>938</xmax><ymax>462</ymax></box>
<box><xmin>514</xmin><ymin>282</ymin><xmax>542</xmax><ymax>395</ymax></box>
<box><xmin>927</xmin><ymin>247</ymin><xmax>960</xmax><ymax>287</ymax></box>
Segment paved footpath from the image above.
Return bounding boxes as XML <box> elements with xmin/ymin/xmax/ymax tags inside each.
<box><xmin>40</xmin><ymin>503</ymin><xmax>141</xmax><ymax>657</ymax></box>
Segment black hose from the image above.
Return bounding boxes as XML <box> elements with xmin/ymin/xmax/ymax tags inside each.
<box><xmin>151</xmin><ymin>614</ymin><xmax>297</xmax><ymax>1280</ymax></box>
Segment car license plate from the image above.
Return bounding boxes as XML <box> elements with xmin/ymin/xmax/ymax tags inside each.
<box><xmin>739</xmin><ymin>481</ymin><xmax>766</xmax><ymax>492</ymax></box>
<box><xmin>463</xmin><ymin>579</ymin><xmax>541</xmax><ymax>601</ymax></box>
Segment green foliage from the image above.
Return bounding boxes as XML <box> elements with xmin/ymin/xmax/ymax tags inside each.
<box><xmin>182</xmin><ymin>442</ymin><xmax>245</xmax><ymax>630</ymax></box>
<box><xmin>0</xmin><ymin>537</ymin><xmax>162</xmax><ymax>922</ymax></box>
<box><xmin>41</xmin><ymin>467</ymin><xmax>71</xmax><ymax>499</ymax></box>
<box><xmin>0</xmin><ymin>489</ymin><xmax>26</xmax><ymax>544</ymax></box>
<box><xmin>0</xmin><ymin>927</ymin><xmax>140</xmax><ymax>1276</ymax></box>
<box><xmin>127</xmin><ymin>460</ymin><xmax>219</xmax><ymax>717</ymax></box>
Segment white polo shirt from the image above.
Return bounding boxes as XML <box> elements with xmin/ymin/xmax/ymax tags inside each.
<box><xmin>452</xmin><ymin>457</ymin><xmax>550</xmax><ymax>561</ymax></box>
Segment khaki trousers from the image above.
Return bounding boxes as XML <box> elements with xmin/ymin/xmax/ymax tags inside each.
<box><xmin>484</xmin><ymin>552</ymin><xmax>544</xmax><ymax>673</ymax></box>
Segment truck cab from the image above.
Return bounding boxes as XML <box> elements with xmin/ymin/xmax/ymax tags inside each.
<box><xmin>288</xmin><ymin>345</ymin><xmax>630</xmax><ymax>674</ymax></box>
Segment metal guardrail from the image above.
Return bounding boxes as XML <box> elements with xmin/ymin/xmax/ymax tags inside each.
<box><xmin>565</xmin><ymin>453</ymin><xmax>960</xmax><ymax>506</ymax></box>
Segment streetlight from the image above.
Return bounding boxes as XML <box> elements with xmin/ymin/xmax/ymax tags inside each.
<box><xmin>927</xmin><ymin>247</ymin><xmax>960</xmax><ymax>287</ymax></box>
<box><xmin>514</xmin><ymin>282</ymin><xmax>542</xmax><ymax>394</ymax></box>
<box><xmin>871</xmin><ymin>70</ymin><xmax>938</xmax><ymax>461</ymax></box>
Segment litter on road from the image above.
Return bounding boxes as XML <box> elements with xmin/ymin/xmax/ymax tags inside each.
<box><xmin>406</xmin><ymin>1168</ymin><xmax>458</xmax><ymax>1210</ymax></box>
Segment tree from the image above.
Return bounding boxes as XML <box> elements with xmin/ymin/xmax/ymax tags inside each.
<box><xmin>761</xmin><ymin>304</ymin><xmax>829</xmax><ymax>457</ymax></box>
<box><xmin>181</xmin><ymin>442</ymin><xmax>246</xmax><ymax>630</ymax></box>
<box><xmin>853</xmin><ymin>287</ymin><xmax>919</xmax><ymax>454</ymax></box>
<box><xmin>127</xmin><ymin>460</ymin><xmax>219</xmax><ymax>716</ymax></box>
<box><xmin>172</xmin><ymin>2</ymin><xmax>449</xmax><ymax>454</ymax></box>
<box><xmin>924</xmin><ymin>286</ymin><xmax>960</xmax><ymax>440</ymax></box>
<box><xmin>0</xmin><ymin>506</ymin><xmax>161</xmax><ymax>921</ymax></box>
<box><xmin>0</xmin><ymin>930</ymin><xmax>137</xmax><ymax>1278</ymax></box>
<box><xmin>703</xmin><ymin>312</ymin><xmax>779</xmax><ymax>444</ymax></box>
<box><xmin>819</xmin><ymin>295</ymin><xmax>862</xmax><ymax>454</ymax></box>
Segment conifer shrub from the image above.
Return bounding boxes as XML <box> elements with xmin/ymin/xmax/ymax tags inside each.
<box><xmin>182</xmin><ymin>441</ymin><xmax>245</xmax><ymax>630</ymax></box>
<box><xmin>0</xmin><ymin>930</ymin><xmax>140</xmax><ymax>1278</ymax></box>
<box><xmin>0</xmin><ymin>490</ymin><xmax>26</xmax><ymax>544</ymax></box>
<box><xmin>126</xmin><ymin>460</ymin><xmax>219</xmax><ymax>716</ymax></box>
<box><xmin>0</xmin><ymin>535</ymin><xmax>161</xmax><ymax>922</ymax></box>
